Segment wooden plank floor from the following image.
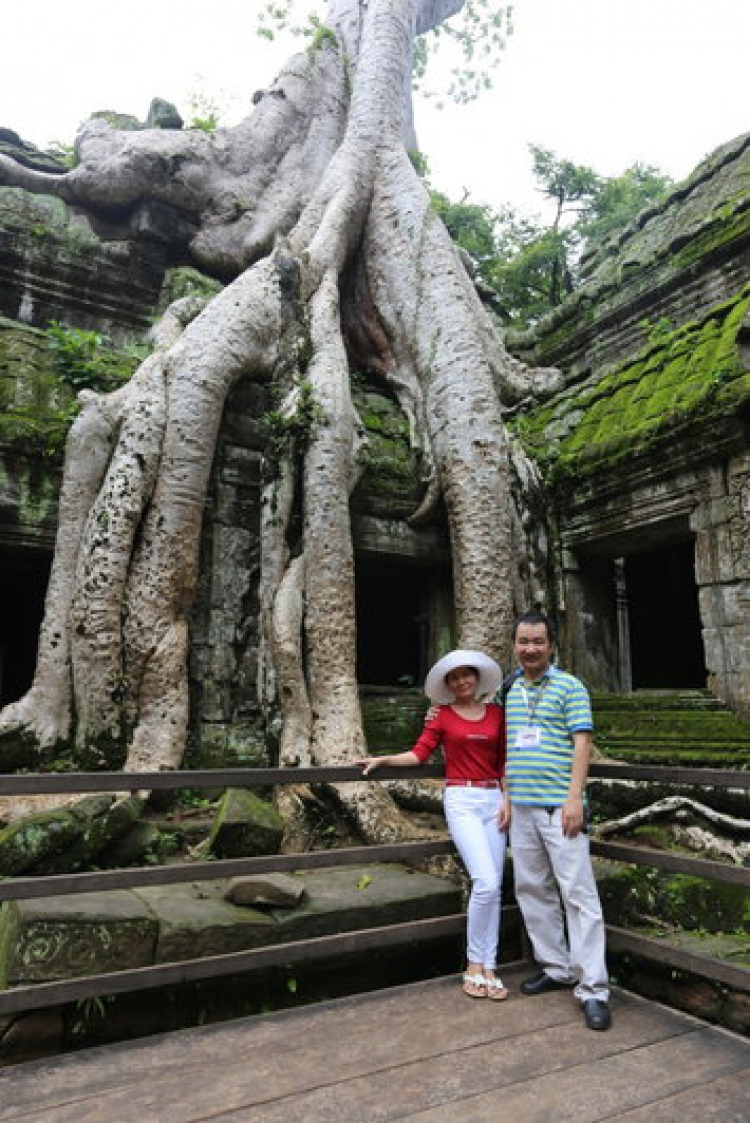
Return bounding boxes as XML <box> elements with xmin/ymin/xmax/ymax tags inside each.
<box><xmin>1</xmin><ymin>964</ymin><xmax>749</xmax><ymax>1122</ymax></box>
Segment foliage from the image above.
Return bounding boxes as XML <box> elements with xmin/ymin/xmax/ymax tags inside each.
<box><xmin>186</xmin><ymin>90</ymin><xmax>221</xmax><ymax>134</ymax></box>
<box><xmin>261</xmin><ymin>376</ymin><xmax>324</xmax><ymax>461</ymax></box>
<box><xmin>432</xmin><ymin>146</ymin><xmax>673</xmax><ymax>328</ymax></box>
<box><xmin>414</xmin><ymin>1</ymin><xmax>514</xmax><ymax>105</ymax></box>
<box><xmin>47</xmin><ymin>321</ymin><xmax>140</xmax><ymax>393</ymax></box>
<box><xmin>407</xmin><ymin>149</ymin><xmax>430</xmax><ymax>179</ymax></box>
<box><xmin>256</xmin><ymin>3</ymin><xmax>328</xmax><ymax>43</ymax></box>
<box><xmin>44</xmin><ymin>140</ymin><xmax>77</xmax><ymax>169</ymax></box>
<box><xmin>581</xmin><ymin>162</ymin><xmax>676</xmax><ymax>248</ymax></box>
<box><xmin>0</xmin><ymin>324</ymin><xmax>142</xmax><ymax>458</ymax></box>
<box><xmin>256</xmin><ymin>1</ymin><xmax>512</xmax><ymax>105</ymax></box>
<box><xmin>47</xmin><ymin>321</ymin><xmax>105</xmax><ymax>390</ymax></box>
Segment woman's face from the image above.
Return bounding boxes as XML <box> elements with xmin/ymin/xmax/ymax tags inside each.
<box><xmin>445</xmin><ymin>665</ymin><xmax>479</xmax><ymax>701</ymax></box>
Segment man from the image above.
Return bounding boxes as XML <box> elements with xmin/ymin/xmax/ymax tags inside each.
<box><xmin>498</xmin><ymin>610</ymin><xmax>611</xmax><ymax>1031</ymax></box>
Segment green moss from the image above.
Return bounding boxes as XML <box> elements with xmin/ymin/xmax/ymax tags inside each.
<box><xmin>673</xmin><ymin>203</ymin><xmax>750</xmax><ymax>270</ymax></box>
<box><xmin>361</xmin><ymin>694</ymin><xmax>430</xmax><ymax>752</ymax></box>
<box><xmin>599</xmin><ymin>865</ymin><xmax>749</xmax><ymax>933</ymax></box>
<box><xmin>658</xmin><ymin>875</ymin><xmax>750</xmax><ymax>932</ymax></box>
<box><xmin>352</xmin><ymin>385</ymin><xmax>423</xmax><ymax>499</ymax></box>
<box><xmin>307</xmin><ymin>19</ymin><xmax>338</xmax><ymax>56</ymax></box>
<box><xmin>0</xmin><ymin>317</ymin><xmax>142</xmax><ymax>458</ymax></box>
<box><xmin>512</xmin><ymin>285</ymin><xmax>750</xmax><ymax>482</ymax></box>
<box><xmin>160</xmin><ymin>266</ymin><xmax>223</xmax><ymax>306</ymax></box>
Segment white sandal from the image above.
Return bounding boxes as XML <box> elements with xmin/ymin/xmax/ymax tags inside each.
<box><xmin>485</xmin><ymin>977</ymin><xmax>508</xmax><ymax>1001</ymax></box>
<box><xmin>462</xmin><ymin>972</ymin><xmax>488</xmax><ymax>998</ymax></box>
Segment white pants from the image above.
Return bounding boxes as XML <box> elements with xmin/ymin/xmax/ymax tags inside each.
<box><xmin>510</xmin><ymin>804</ymin><xmax>609</xmax><ymax>1002</ymax></box>
<box><xmin>444</xmin><ymin>786</ymin><xmax>506</xmax><ymax>970</ymax></box>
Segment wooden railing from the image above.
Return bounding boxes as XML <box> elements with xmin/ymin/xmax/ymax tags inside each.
<box><xmin>0</xmin><ymin>760</ymin><xmax>748</xmax><ymax>1016</ymax></box>
<box><xmin>588</xmin><ymin>760</ymin><xmax>750</xmax><ymax>991</ymax></box>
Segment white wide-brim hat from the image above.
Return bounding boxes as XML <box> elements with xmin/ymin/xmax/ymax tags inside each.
<box><xmin>424</xmin><ymin>649</ymin><xmax>503</xmax><ymax>704</ymax></box>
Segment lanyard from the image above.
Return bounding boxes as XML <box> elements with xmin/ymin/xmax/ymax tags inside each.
<box><xmin>520</xmin><ymin>676</ymin><xmax>549</xmax><ymax>724</ymax></box>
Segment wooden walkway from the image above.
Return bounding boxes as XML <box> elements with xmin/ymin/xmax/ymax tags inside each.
<box><xmin>1</xmin><ymin>964</ymin><xmax>749</xmax><ymax>1122</ymax></box>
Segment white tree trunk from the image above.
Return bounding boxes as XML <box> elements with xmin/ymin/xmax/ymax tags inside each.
<box><xmin>0</xmin><ymin>0</ymin><xmax>542</xmax><ymax>839</ymax></box>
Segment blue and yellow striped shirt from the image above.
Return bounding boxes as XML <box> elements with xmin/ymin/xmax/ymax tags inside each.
<box><xmin>500</xmin><ymin>666</ymin><xmax>593</xmax><ymax>806</ymax></box>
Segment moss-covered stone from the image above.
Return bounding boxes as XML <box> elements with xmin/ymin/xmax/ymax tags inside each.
<box><xmin>185</xmin><ymin>720</ymin><xmax>269</xmax><ymax>770</ymax></box>
<box><xmin>34</xmin><ymin>797</ymin><xmax>145</xmax><ymax>874</ymax></box>
<box><xmin>0</xmin><ymin>316</ymin><xmax>141</xmax><ymax>459</ymax></box>
<box><xmin>207</xmin><ymin>788</ymin><xmax>285</xmax><ymax>857</ymax></box>
<box><xmin>0</xmin><ymin>808</ymin><xmax>79</xmax><ymax>875</ymax></box>
<box><xmin>512</xmin><ymin>285</ymin><xmax>750</xmax><ymax>484</ymax></box>
<box><xmin>96</xmin><ymin>821</ymin><xmax>163</xmax><ymax>868</ymax></box>
<box><xmin>0</xmin><ymin>891</ymin><xmax>157</xmax><ymax>986</ymax></box>
<box><xmin>361</xmin><ymin>692</ymin><xmax>430</xmax><ymax>752</ymax></box>
<box><xmin>351</xmin><ymin>385</ymin><xmax>424</xmax><ymax>509</ymax></box>
<box><xmin>159</xmin><ymin>266</ymin><xmax>223</xmax><ymax>307</ymax></box>
<box><xmin>599</xmin><ymin>865</ymin><xmax>750</xmax><ymax>933</ymax></box>
<box><xmin>131</xmin><ymin>882</ymin><xmax>277</xmax><ymax>962</ymax></box>
<box><xmin>591</xmin><ymin>692</ymin><xmax>750</xmax><ymax>765</ymax></box>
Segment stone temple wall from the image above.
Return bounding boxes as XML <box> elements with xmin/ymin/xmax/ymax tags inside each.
<box><xmin>0</xmin><ymin>126</ymin><xmax>748</xmax><ymax>768</ymax></box>
<box><xmin>509</xmin><ymin>133</ymin><xmax>750</xmax><ymax>711</ymax></box>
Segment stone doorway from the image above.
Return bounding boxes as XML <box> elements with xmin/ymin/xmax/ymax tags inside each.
<box><xmin>355</xmin><ymin>558</ymin><xmax>433</xmax><ymax>689</ymax></box>
<box><xmin>624</xmin><ymin>539</ymin><xmax>706</xmax><ymax>689</ymax></box>
<box><xmin>0</xmin><ymin>552</ymin><xmax>51</xmax><ymax>705</ymax></box>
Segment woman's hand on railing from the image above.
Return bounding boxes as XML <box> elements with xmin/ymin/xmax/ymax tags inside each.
<box><xmin>357</xmin><ymin>755</ymin><xmax>387</xmax><ymax>776</ymax></box>
<box><xmin>357</xmin><ymin>750</ymin><xmax>420</xmax><ymax>776</ymax></box>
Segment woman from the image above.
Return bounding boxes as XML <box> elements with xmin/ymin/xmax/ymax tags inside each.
<box><xmin>357</xmin><ymin>649</ymin><xmax>509</xmax><ymax>1000</ymax></box>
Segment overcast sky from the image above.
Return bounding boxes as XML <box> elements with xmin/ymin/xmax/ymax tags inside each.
<box><xmin>2</xmin><ymin>1</ymin><xmax>748</xmax><ymax>217</ymax></box>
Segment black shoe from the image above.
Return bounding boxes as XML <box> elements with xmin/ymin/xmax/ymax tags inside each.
<box><xmin>521</xmin><ymin>971</ymin><xmax>574</xmax><ymax>996</ymax></box>
<box><xmin>583</xmin><ymin>999</ymin><xmax>611</xmax><ymax>1031</ymax></box>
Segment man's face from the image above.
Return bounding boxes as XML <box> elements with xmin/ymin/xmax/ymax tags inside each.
<box><xmin>514</xmin><ymin>622</ymin><xmax>552</xmax><ymax>679</ymax></box>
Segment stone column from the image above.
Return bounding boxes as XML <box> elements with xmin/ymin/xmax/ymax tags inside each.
<box><xmin>692</xmin><ymin>453</ymin><xmax>750</xmax><ymax>713</ymax></box>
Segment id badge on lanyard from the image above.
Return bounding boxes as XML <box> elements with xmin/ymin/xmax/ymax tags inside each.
<box><xmin>514</xmin><ymin>679</ymin><xmax>548</xmax><ymax>749</ymax></box>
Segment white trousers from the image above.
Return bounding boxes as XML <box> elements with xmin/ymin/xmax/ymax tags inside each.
<box><xmin>510</xmin><ymin>804</ymin><xmax>609</xmax><ymax>1002</ymax></box>
<box><xmin>444</xmin><ymin>786</ymin><xmax>506</xmax><ymax>970</ymax></box>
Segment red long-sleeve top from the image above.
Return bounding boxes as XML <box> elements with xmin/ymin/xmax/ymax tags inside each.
<box><xmin>412</xmin><ymin>704</ymin><xmax>505</xmax><ymax>781</ymax></box>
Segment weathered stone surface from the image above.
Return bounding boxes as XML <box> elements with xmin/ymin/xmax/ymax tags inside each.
<box><xmin>269</xmin><ymin>863</ymin><xmax>461</xmax><ymax>942</ymax></box>
<box><xmin>0</xmin><ymin>891</ymin><xmax>157</xmax><ymax>984</ymax></box>
<box><xmin>96</xmin><ymin>821</ymin><xmax>162</xmax><ymax>868</ymax></box>
<box><xmin>513</xmin><ymin>287</ymin><xmax>750</xmax><ymax>486</ymax></box>
<box><xmin>34</xmin><ymin>796</ymin><xmax>145</xmax><ymax>874</ymax></box>
<box><xmin>599</xmin><ymin>866</ymin><xmax>750</xmax><ymax>933</ymax></box>
<box><xmin>226</xmin><ymin>873</ymin><xmax>306</xmax><ymax>908</ymax></box>
<box><xmin>361</xmin><ymin>692</ymin><xmax>430</xmax><ymax>751</ymax></box>
<box><xmin>131</xmin><ymin>882</ymin><xmax>277</xmax><ymax>963</ymax></box>
<box><xmin>0</xmin><ymin>129</ymin><xmax>66</xmax><ymax>174</ymax></box>
<box><xmin>0</xmin><ymin>806</ymin><xmax>79</xmax><ymax>875</ymax></box>
<box><xmin>0</xmin><ymin>863</ymin><xmax>460</xmax><ymax>985</ymax></box>
<box><xmin>145</xmin><ymin>98</ymin><xmax>184</xmax><ymax>130</ymax></box>
<box><xmin>0</xmin><ymin>187</ymin><xmax>167</xmax><ymax>339</ymax></box>
<box><xmin>207</xmin><ymin>789</ymin><xmax>284</xmax><ymax>858</ymax></box>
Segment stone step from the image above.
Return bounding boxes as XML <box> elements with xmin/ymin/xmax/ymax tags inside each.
<box><xmin>0</xmin><ymin>863</ymin><xmax>462</xmax><ymax>988</ymax></box>
<box><xmin>592</xmin><ymin>690</ymin><xmax>728</xmax><ymax>712</ymax></box>
<box><xmin>595</xmin><ymin>746</ymin><xmax>748</xmax><ymax>767</ymax></box>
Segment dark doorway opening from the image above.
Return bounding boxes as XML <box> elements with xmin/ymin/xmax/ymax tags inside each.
<box><xmin>0</xmin><ymin>553</ymin><xmax>51</xmax><ymax>706</ymax></box>
<box><xmin>625</xmin><ymin>540</ymin><xmax>705</xmax><ymax>689</ymax></box>
<box><xmin>356</xmin><ymin>559</ymin><xmax>429</xmax><ymax>688</ymax></box>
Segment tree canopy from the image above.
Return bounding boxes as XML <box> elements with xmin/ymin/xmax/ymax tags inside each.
<box><xmin>432</xmin><ymin>145</ymin><xmax>673</xmax><ymax>328</ymax></box>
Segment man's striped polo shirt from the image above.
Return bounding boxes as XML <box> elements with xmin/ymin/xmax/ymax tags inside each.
<box><xmin>501</xmin><ymin>665</ymin><xmax>593</xmax><ymax>806</ymax></box>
